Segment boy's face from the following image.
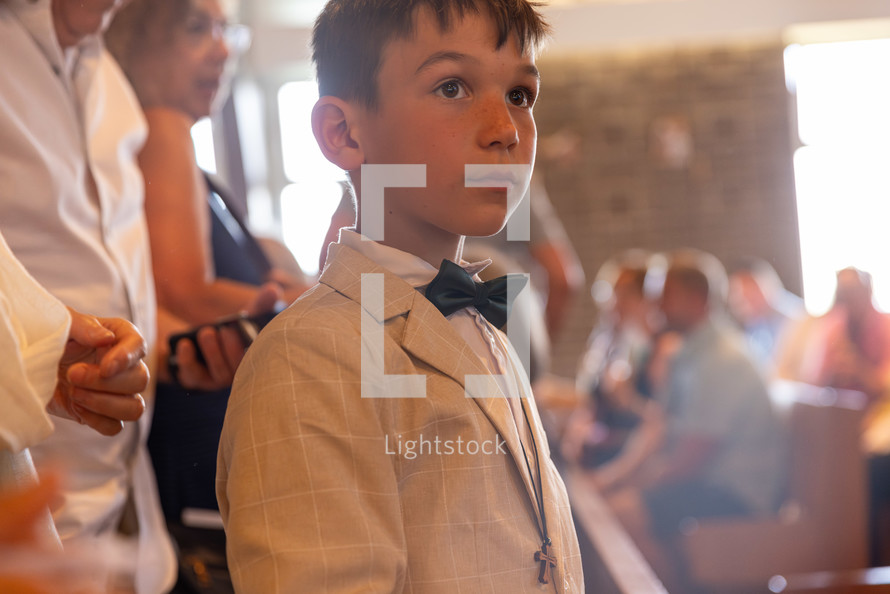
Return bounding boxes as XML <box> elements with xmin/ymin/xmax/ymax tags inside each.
<box><xmin>354</xmin><ymin>7</ymin><xmax>539</xmax><ymax>256</ymax></box>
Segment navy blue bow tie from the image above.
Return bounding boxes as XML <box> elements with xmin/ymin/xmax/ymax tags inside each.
<box><xmin>424</xmin><ymin>259</ymin><xmax>527</xmax><ymax>328</ymax></box>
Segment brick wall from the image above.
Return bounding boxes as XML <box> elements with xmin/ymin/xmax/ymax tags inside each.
<box><xmin>534</xmin><ymin>41</ymin><xmax>802</xmax><ymax>377</ymax></box>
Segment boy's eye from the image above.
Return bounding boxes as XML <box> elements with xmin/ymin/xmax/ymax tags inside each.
<box><xmin>435</xmin><ymin>80</ymin><xmax>467</xmax><ymax>99</ymax></box>
<box><xmin>508</xmin><ymin>88</ymin><xmax>533</xmax><ymax>107</ymax></box>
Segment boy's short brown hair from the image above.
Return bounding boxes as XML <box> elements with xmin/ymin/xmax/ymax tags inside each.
<box><xmin>312</xmin><ymin>0</ymin><xmax>549</xmax><ymax>109</ymax></box>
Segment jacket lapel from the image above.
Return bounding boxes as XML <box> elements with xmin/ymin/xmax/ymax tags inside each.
<box><xmin>320</xmin><ymin>243</ymin><xmax>544</xmax><ymax>526</ymax></box>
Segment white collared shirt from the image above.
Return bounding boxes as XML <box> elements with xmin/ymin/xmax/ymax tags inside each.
<box><xmin>0</xmin><ymin>2</ymin><xmax>175</xmax><ymax>592</ymax></box>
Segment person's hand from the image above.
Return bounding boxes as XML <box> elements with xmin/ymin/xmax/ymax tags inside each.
<box><xmin>247</xmin><ymin>282</ymin><xmax>283</xmax><ymax>317</ymax></box>
<box><xmin>164</xmin><ymin>283</ymin><xmax>283</xmax><ymax>391</ymax></box>
<box><xmin>170</xmin><ymin>324</ymin><xmax>247</xmax><ymax>390</ymax></box>
<box><xmin>47</xmin><ymin>311</ymin><xmax>148</xmax><ymax>436</ymax></box>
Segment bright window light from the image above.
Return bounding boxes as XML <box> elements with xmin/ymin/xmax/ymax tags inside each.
<box><xmin>278</xmin><ymin>81</ymin><xmax>345</xmax><ymax>183</ymax></box>
<box><xmin>280</xmin><ymin>181</ymin><xmax>344</xmax><ymax>276</ymax></box>
<box><xmin>191</xmin><ymin>117</ymin><xmax>217</xmax><ymax>174</ymax></box>
<box><xmin>278</xmin><ymin>81</ymin><xmax>348</xmax><ymax>275</ymax></box>
<box><xmin>786</xmin><ymin>38</ymin><xmax>890</xmax><ymax>315</ymax></box>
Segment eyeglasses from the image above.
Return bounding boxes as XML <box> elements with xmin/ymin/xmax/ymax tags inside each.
<box><xmin>183</xmin><ymin>16</ymin><xmax>252</xmax><ymax>55</ymax></box>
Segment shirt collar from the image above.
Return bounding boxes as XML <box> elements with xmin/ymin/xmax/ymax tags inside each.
<box><xmin>337</xmin><ymin>228</ymin><xmax>492</xmax><ymax>288</ymax></box>
<box><xmin>7</xmin><ymin>0</ymin><xmax>102</xmax><ymax>82</ymax></box>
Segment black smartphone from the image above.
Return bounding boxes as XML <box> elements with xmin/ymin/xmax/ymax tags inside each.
<box><xmin>167</xmin><ymin>309</ymin><xmax>281</xmax><ymax>379</ymax></box>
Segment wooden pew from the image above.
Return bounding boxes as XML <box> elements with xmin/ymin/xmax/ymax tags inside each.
<box><xmin>564</xmin><ymin>466</ymin><xmax>668</xmax><ymax>594</ymax></box>
<box><xmin>681</xmin><ymin>385</ymin><xmax>869</xmax><ymax>592</ymax></box>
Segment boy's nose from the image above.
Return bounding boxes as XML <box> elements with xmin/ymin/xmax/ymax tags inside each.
<box><xmin>478</xmin><ymin>97</ymin><xmax>520</xmax><ymax>149</ymax></box>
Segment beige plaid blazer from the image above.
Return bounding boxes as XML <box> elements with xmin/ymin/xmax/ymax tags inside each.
<box><xmin>217</xmin><ymin>243</ymin><xmax>583</xmax><ymax>593</ymax></box>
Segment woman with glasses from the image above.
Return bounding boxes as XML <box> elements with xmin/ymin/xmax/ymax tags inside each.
<box><xmin>106</xmin><ymin>2</ymin><xmax>311</xmax><ymax>591</ymax></box>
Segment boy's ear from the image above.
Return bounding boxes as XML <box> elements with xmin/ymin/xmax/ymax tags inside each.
<box><xmin>311</xmin><ymin>97</ymin><xmax>364</xmax><ymax>171</ymax></box>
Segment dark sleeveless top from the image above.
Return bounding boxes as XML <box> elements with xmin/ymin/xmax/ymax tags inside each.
<box><xmin>148</xmin><ymin>173</ymin><xmax>271</xmax><ymax>521</ymax></box>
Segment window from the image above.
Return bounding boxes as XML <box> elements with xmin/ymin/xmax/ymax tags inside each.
<box><xmin>191</xmin><ymin>117</ymin><xmax>217</xmax><ymax>174</ymax></box>
<box><xmin>277</xmin><ymin>81</ymin><xmax>347</xmax><ymax>275</ymax></box>
<box><xmin>785</xmin><ymin>37</ymin><xmax>890</xmax><ymax>314</ymax></box>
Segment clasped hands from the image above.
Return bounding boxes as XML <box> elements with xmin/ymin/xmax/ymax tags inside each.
<box><xmin>49</xmin><ymin>309</ymin><xmax>149</xmax><ymax>436</ymax></box>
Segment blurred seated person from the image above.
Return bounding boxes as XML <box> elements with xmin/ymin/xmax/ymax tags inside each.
<box><xmin>775</xmin><ymin>268</ymin><xmax>890</xmax><ymax>456</ymax></box>
<box><xmin>561</xmin><ymin>251</ymin><xmax>656</xmax><ymax>466</ymax></box>
<box><xmin>774</xmin><ymin>267</ymin><xmax>890</xmax><ymax>565</ymax></box>
<box><xmin>106</xmin><ymin>0</ymin><xmax>311</xmax><ymax>589</ymax></box>
<box><xmin>727</xmin><ymin>256</ymin><xmax>803</xmax><ymax>375</ymax></box>
<box><xmin>593</xmin><ymin>249</ymin><xmax>785</xmax><ymax>591</ymax></box>
<box><xmin>585</xmin><ymin>328</ymin><xmax>682</xmax><ymax>491</ymax></box>
<box><xmin>777</xmin><ymin>267</ymin><xmax>890</xmax><ymax>409</ymax></box>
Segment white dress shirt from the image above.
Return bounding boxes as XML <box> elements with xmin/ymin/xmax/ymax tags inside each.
<box><xmin>0</xmin><ymin>2</ymin><xmax>175</xmax><ymax>591</ymax></box>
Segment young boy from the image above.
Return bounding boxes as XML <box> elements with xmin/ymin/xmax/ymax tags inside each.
<box><xmin>217</xmin><ymin>1</ymin><xmax>583</xmax><ymax>591</ymax></box>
